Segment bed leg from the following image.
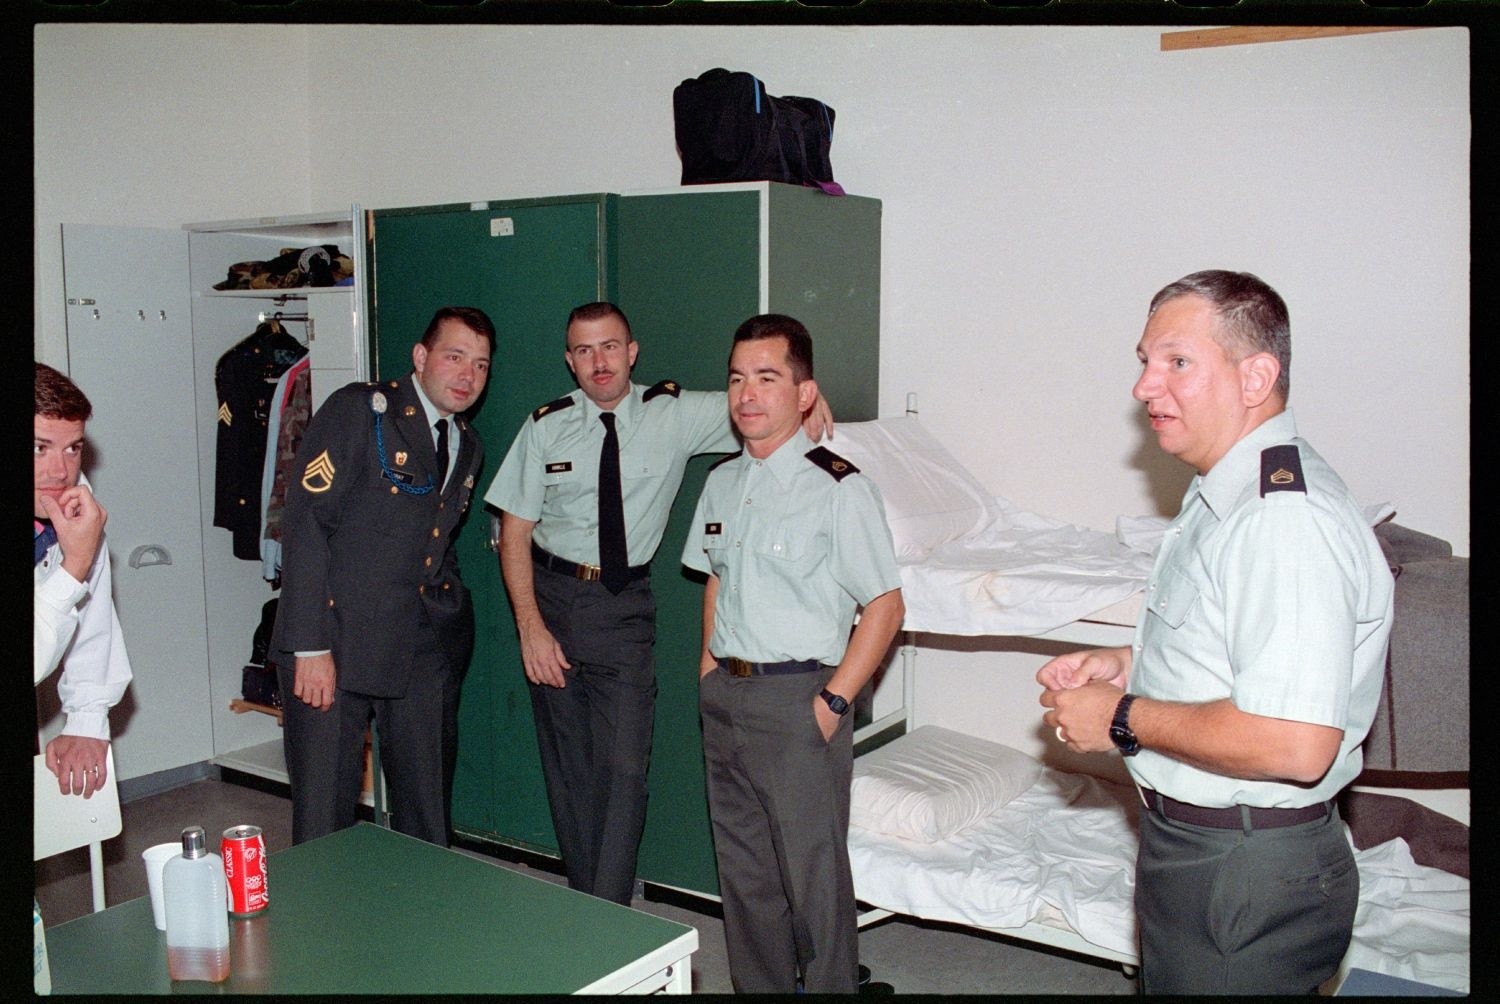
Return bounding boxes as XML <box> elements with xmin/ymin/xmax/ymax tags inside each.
<box><xmin>1121</xmin><ymin>964</ymin><xmax>1138</xmax><ymax>979</ymax></box>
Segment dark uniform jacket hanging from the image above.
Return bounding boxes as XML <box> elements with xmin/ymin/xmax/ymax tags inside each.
<box><xmin>214</xmin><ymin>321</ymin><xmax>308</xmax><ymax>560</ymax></box>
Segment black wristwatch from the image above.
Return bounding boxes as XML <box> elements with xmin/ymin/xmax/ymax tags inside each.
<box><xmin>819</xmin><ymin>688</ymin><xmax>850</xmax><ymax>716</ymax></box>
<box><xmin>1109</xmin><ymin>694</ymin><xmax>1140</xmax><ymax>756</ymax></box>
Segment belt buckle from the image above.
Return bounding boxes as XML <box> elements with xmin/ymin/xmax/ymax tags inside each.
<box><xmin>576</xmin><ymin>562</ymin><xmax>601</xmax><ymax>582</ymax></box>
<box><xmin>724</xmin><ymin>657</ymin><xmax>754</xmax><ymax>677</ymax></box>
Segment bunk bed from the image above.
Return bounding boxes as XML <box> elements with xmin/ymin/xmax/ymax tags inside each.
<box><xmin>828</xmin><ymin>416</ymin><xmax>1469</xmax><ymax>993</ymax></box>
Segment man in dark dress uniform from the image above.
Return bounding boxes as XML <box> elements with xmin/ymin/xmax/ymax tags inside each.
<box><xmin>270</xmin><ymin>306</ymin><xmax>494</xmax><ymax>846</ymax></box>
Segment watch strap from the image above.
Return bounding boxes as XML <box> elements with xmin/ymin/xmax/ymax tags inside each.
<box><xmin>819</xmin><ymin>688</ymin><xmax>850</xmax><ymax>716</ymax></box>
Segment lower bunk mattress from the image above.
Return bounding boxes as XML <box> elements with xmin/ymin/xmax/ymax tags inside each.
<box><xmin>847</xmin><ymin>726</ymin><xmax>1469</xmax><ymax>991</ymax></box>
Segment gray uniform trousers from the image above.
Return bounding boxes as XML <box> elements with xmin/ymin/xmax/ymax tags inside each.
<box><xmin>699</xmin><ymin>665</ymin><xmax>858</xmax><ymax>994</ymax></box>
<box><xmin>1135</xmin><ymin>803</ymin><xmax>1358</xmax><ymax>994</ymax></box>
<box><xmin>277</xmin><ymin>614</ymin><xmax>462</xmax><ymax>847</ymax></box>
<box><xmin>529</xmin><ymin>563</ymin><xmax>657</xmax><ymax>905</ymax></box>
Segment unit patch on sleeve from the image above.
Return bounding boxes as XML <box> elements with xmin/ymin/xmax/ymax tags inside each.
<box><xmin>1260</xmin><ymin>444</ymin><xmax>1306</xmax><ymax>497</ymax></box>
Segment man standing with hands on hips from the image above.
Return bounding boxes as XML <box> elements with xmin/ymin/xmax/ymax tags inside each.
<box><xmin>485</xmin><ymin>302</ymin><xmax>831</xmax><ymax>906</ymax></box>
<box><xmin>1038</xmin><ymin>271</ymin><xmax>1393</xmax><ymax>994</ymax></box>
<box><xmin>272</xmin><ymin>306</ymin><xmax>492</xmax><ymax>847</ymax></box>
<box><xmin>683</xmin><ymin>314</ymin><xmax>904</xmax><ymax>993</ymax></box>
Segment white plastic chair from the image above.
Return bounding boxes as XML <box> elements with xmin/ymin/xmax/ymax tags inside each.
<box><xmin>34</xmin><ymin>746</ymin><xmax>122</xmax><ymax>913</ymax></box>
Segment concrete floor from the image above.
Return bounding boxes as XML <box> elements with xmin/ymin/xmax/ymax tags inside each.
<box><xmin>34</xmin><ymin>773</ymin><xmax>1137</xmax><ymax>995</ymax></box>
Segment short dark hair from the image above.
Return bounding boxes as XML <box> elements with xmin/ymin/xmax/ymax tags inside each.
<box><xmin>567</xmin><ymin>301</ymin><xmax>633</xmax><ymax>342</ymax></box>
<box><xmin>1149</xmin><ymin>270</ymin><xmax>1291</xmax><ymax>402</ymax></box>
<box><xmin>35</xmin><ymin>362</ymin><xmax>92</xmax><ymax>422</ymax></box>
<box><xmin>421</xmin><ymin>306</ymin><xmax>496</xmax><ymax>352</ymax></box>
<box><xmin>731</xmin><ymin>314</ymin><xmax>814</xmax><ymax>383</ymax></box>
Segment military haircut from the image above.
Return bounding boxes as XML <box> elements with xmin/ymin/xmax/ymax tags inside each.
<box><xmin>1149</xmin><ymin>270</ymin><xmax>1292</xmax><ymax>403</ymax></box>
<box><xmin>35</xmin><ymin>362</ymin><xmax>93</xmax><ymax>422</ymax></box>
<box><xmin>567</xmin><ymin>301</ymin><xmax>633</xmax><ymax>342</ymax></box>
<box><xmin>420</xmin><ymin>306</ymin><xmax>497</xmax><ymax>352</ymax></box>
<box><xmin>731</xmin><ymin>313</ymin><xmax>814</xmax><ymax>383</ymax></box>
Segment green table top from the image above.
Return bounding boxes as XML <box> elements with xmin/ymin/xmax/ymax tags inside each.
<box><xmin>46</xmin><ymin>823</ymin><xmax>696</xmax><ymax>994</ymax></box>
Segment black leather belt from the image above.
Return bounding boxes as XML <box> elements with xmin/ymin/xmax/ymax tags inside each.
<box><xmin>718</xmin><ymin>657</ymin><xmax>826</xmax><ymax>678</ymax></box>
<box><xmin>1140</xmin><ymin>788</ymin><xmax>1332</xmax><ymax>831</ymax></box>
<box><xmin>531</xmin><ymin>543</ymin><xmax>650</xmax><ymax>583</ymax></box>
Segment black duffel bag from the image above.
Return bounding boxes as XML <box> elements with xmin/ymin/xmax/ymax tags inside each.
<box><xmin>673</xmin><ymin>68</ymin><xmax>844</xmax><ymax>193</ymax></box>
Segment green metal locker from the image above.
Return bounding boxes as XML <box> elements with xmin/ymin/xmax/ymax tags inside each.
<box><xmin>367</xmin><ymin>183</ymin><xmax>880</xmax><ymax>897</ymax></box>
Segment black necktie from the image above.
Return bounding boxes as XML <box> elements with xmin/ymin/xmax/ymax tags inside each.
<box><xmin>597</xmin><ymin>412</ymin><xmax>629</xmax><ymax>594</ymax></box>
<box><xmin>434</xmin><ymin>418</ymin><xmax>450</xmax><ymax>491</ymax></box>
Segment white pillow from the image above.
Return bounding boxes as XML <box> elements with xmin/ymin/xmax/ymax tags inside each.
<box><xmin>850</xmin><ymin>725</ymin><xmax>1043</xmax><ymax>843</ymax></box>
<box><xmin>822</xmin><ymin>417</ymin><xmax>999</xmax><ymax>563</ymax></box>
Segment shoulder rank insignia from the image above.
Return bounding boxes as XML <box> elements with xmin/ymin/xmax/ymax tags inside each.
<box><xmin>1260</xmin><ymin>444</ymin><xmax>1306</xmax><ymax>497</ymax></box>
<box><xmin>532</xmin><ymin>396</ymin><xmax>576</xmax><ymax>422</ymax></box>
<box><xmin>217</xmin><ymin>402</ymin><xmax>232</xmax><ymax>426</ymax></box>
<box><xmin>806</xmin><ymin>446</ymin><xmax>859</xmax><ymax>481</ymax></box>
<box><xmin>643</xmin><ymin>379</ymin><xmax>682</xmax><ymax>402</ymax></box>
<box><xmin>708</xmin><ymin>450</ymin><xmax>742</xmax><ymax>472</ymax></box>
<box><xmin>302</xmin><ymin>450</ymin><xmax>336</xmax><ymax>493</ymax></box>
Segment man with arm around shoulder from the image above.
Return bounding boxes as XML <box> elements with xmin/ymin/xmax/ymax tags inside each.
<box><xmin>485</xmin><ymin>302</ymin><xmax>832</xmax><ymax>906</ymax></box>
<box><xmin>1038</xmin><ymin>270</ymin><xmax>1393</xmax><ymax>994</ymax></box>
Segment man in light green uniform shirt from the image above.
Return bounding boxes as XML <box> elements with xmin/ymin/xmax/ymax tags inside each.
<box><xmin>484</xmin><ymin>301</ymin><xmax>830</xmax><ymax>905</ymax></box>
<box><xmin>1038</xmin><ymin>271</ymin><xmax>1393</xmax><ymax>993</ymax></box>
<box><xmin>682</xmin><ymin>314</ymin><xmax>904</xmax><ymax>993</ymax></box>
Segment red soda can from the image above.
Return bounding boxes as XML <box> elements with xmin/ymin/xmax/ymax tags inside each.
<box><xmin>221</xmin><ymin>825</ymin><xmax>269</xmax><ymax>917</ymax></box>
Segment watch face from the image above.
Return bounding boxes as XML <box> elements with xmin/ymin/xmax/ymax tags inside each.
<box><xmin>821</xmin><ymin>689</ymin><xmax>850</xmax><ymax>715</ymax></box>
<box><xmin>1109</xmin><ymin>725</ymin><xmax>1139</xmax><ymax>755</ymax></box>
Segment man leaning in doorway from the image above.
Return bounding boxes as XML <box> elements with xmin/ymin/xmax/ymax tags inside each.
<box><xmin>484</xmin><ymin>301</ymin><xmax>831</xmax><ymax>905</ymax></box>
<box><xmin>1039</xmin><ymin>270</ymin><xmax>1393</xmax><ymax>994</ymax></box>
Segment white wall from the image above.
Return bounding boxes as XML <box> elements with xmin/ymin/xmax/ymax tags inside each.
<box><xmin>34</xmin><ymin>23</ymin><xmax>1469</xmax><ymax>763</ymax></box>
<box><xmin>36</xmin><ymin>23</ymin><xmax>1470</xmax><ymax>554</ymax></box>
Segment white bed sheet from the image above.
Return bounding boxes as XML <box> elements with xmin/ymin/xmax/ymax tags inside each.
<box><xmin>849</xmin><ymin>768</ymin><xmax>1470</xmax><ymax>991</ymax></box>
<box><xmin>850</xmin><ymin>767</ymin><xmax>1142</xmax><ymax>959</ymax></box>
<box><xmin>895</xmin><ymin>502</ymin><xmax>1155</xmax><ymax>637</ymax></box>
<box><xmin>828</xmin><ymin>418</ymin><xmax>1156</xmax><ymax>637</ymax></box>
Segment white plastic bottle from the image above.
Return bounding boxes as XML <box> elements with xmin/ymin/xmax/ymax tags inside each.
<box><xmin>33</xmin><ymin>898</ymin><xmax>50</xmax><ymax>994</ymax></box>
<box><xmin>162</xmin><ymin>825</ymin><xmax>231</xmax><ymax>982</ymax></box>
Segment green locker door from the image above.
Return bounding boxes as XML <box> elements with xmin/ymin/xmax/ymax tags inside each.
<box><xmin>367</xmin><ymin>184</ymin><xmax>880</xmax><ymax>898</ymax></box>
<box><xmin>616</xmin><ymin>184</ymin><xmax>882</xmax><ymax>895</ymax></box>
<box><xmin>367</xmin><ymin>194</ymin><xmax>615</xmax><ymax>848</ymax></box>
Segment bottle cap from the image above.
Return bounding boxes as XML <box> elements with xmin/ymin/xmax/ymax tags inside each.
<box><xmin>180</xmin><ymin>825</ymin><xmax>207</xmax><ymax>859</ymax></box>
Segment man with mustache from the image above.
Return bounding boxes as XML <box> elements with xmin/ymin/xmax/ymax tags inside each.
<box><xmin>485</xmin><ymin>301</ymin><xmax>831</xmax><ymax>905</ymax></box>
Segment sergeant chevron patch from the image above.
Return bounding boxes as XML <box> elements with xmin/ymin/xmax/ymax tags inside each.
<box><xmin>302</xmin><ymin>450</ymin><xmax>336</xmax><ymax>493</ymax></box>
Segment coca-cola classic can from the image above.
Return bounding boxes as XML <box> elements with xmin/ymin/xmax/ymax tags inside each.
<box><xmin>221</xmin><ymin>825</ymin><xmax>269</xmax><ymax>916</ymax></box>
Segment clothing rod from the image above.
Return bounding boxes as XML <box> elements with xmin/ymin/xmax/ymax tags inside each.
<box><xmin>259</xmin><ymin>311</ymin><xmax>309</xmax><ymax>324</ymax></box>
